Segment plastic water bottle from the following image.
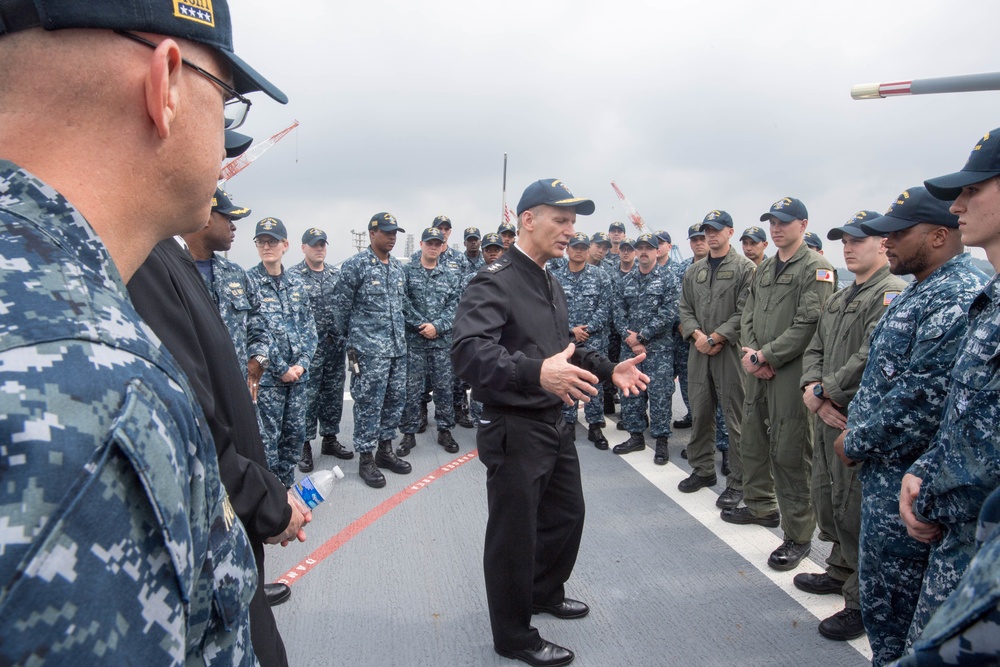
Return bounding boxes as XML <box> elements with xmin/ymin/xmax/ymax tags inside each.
<box><xmin>292</xmin><ymin>466</ymin><xmax>345</xmax><ymax>510</ymax></box>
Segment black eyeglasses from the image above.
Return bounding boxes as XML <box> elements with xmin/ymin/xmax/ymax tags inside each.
<box><xmin>115</xmin><ymin>30</ymin><xmax>251</xmax><ymax>129</ymax></box>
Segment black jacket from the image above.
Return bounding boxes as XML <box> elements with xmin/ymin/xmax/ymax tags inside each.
<box><xmin>128</xmin><ymin>240</ymin><xmax>291</xmax><ymax>543</ymax></box>
<box><xmin>451</xmin><ymin>245</ymin><xmax>615</xmax><ymax>415</ymax></box>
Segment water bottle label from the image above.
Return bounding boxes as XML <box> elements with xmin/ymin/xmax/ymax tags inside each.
<box><xmin>294</xmin><ymin>477</ymin><xmax>325</xmax><ymax>509</ymax></box>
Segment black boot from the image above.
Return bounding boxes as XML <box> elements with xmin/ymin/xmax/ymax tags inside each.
<box><xmin>588</xmin><ymin>423</ymin><xmax>609</xmax><ymax>450</ymax></box>
<box><xmin>396</xmin><ymin>433</ymin><xmax>417</xmax><ymax>457</ymax></box>
<box><xmin>437</xmin><ymin>430</ymin><xmax>459</xmax><ymax>453</ymax></box>
<box><xmin>721</xmin><ymin>450</ymin><xmax>731</xmax><ymax>476</ymax></box>
<box><xmin>321</xmin><ymin>434</ymin><xmax>354</xmax><ymax>460</ymax></box>
<box><xmin>455</xmin><ymin>404</ymin><xmax>475</xmax><ymax>429</ymax></box>
<box><xmin>417</xmin><ymin>402</ymin><xmax>428</xmax><ymax>434</ymax></box>
<box><xmin>613</xmin><ymin>432</ymin><xmax>645</xmax><ymax>455</ymax></box>
<box><xmin>359</xmin><ymin>452</ymin><xmax>386</xmax><ymax>488</ymax></box>
<box><xmin>297</xmin><ymin>442</ymin><xmax>314</xmax><ymax>473</ymax></box>
<box><xmin>672</xmin><ymin>414</ymin><xmax>692</xmax><ymax>429</ymax></box>
<box><xmin>375</xmin><ymin>439</ymin><xmax>412</xmax><ymax>474</ymax></box>
<box><xmin>653</xmin><ymin>436</ymin><xmax>669</xmax><ymax>465</ymax></box>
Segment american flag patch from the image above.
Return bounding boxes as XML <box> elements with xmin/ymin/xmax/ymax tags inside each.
<box><xmin>816</xmin><ymin>269</ymin><xmax>834</xmax><ymax>283</ymax></box>
<box><xmin>884</xmin><ymin>291</ymin><xmax>900</xmax><ymax>306</ymax></box>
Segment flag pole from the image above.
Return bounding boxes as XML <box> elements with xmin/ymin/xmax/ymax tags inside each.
<box><xmin>501</xmin><ymin>153</ymin><xmax>508</xmax><ymax>227</ymax></box>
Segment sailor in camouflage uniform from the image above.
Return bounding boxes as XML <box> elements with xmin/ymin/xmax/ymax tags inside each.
<box><xmin>332</xmin><ymin>213</ymin><xmax>413</xmax><ymax>488</ymax></box>
<box><xmin>498</xmin><ymin>220</ymin><xmax>517</xmax><ymax>249</ymax></box>
<box><xmin>292</xmin><ymin>227</ymin><xmax>351</xmax><ymax>472</ymax></box>
<box><xmin>398</xmin><ymin>227</ymin><xmax>462</xmax><ymax>456</ymax></box>
<box><xmin>249</xmin><ymin>218</ymin><xmax>319</xmax><ymax>488</ymax></box>
<box><xmin>604</xmin><ymin>223</ymin><xmax>628</xmax><ymax>411</ymax></box>
<box><xmin>551</xmin><ymin>232</ymin><xmax>613</xmax><ymax>448</ymax></box>
<box><xmin>899</xmin><ymin>134</ymin><xmax>1000</xmax><ymax>647</ymax></box>
<box><xmin>183</xmin><ymin>187</ymin><xmax>270</xmax><ymax>390</ymax></box>
<box><xmin>653</xmin><ymin>229</ymin><xmax>689</xmax><ymax>431</ymax></box>
<box><xmin>891</xmin><ymin>484</ymin><xmax>1000</xmax><ymax>666</ymax></box>
<box><xmin>613</xmin><ymin>233</ymin><xmax>679</xmax><ymax>464</ymax></box>
<box><xmin>463</xmin><ymin>226</ymin><xmax>485</xmax><ymax>283</ymax></box>
<box><xmin>797</xmin><ymin>211</ymin><xmax>907</xmax><ymax>643</ymax></box>
<box><xmin>678</xmin><ymin>211</ymin><xmax>754</xmax><ymax>503</ymax></box>
<box><xmin>837</xmin><ymin>188</ymin><xmax>987</xmax><ymax>666</ymax></box>
<box><xmin>0</xmin><ymin>0</ymin><xmax>287</xmax><ymax>658</ymax></box>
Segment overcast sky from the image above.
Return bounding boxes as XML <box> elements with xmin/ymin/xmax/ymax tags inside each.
<box><xmin>220</xmin><ymin>0</ymin><xmax>1000</xmax><ymax>270</ymax></box>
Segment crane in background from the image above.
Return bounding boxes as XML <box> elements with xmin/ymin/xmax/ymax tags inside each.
<box><xmin>219</xmin><ymin>120</ymin><xmax>299</xmax><ymax>184</ymax></box>
<box><xmin>610</xmin><ymin>180</ymin><xmax>683</xmax><ymax>261</ymax></box>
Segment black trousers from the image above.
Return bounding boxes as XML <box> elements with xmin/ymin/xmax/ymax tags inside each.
<box><xmin>478</xmin><ymin>409</ymin><xmax>585</xmax><ymax>651</ymax></box>
<box><xmin>250</xmin><ymin>541</ymin><xmax>289</xmax><ymax>667</ymax></box>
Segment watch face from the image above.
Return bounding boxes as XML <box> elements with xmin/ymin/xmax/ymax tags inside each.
<box><xmin>814</xmin><ymin>384</ymin><xmax>824</xmax><ymax>397</ymax></box>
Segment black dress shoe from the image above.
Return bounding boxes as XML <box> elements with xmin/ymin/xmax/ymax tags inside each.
<box><xmin>720</xmin><ymin>450</ymin><xmax>731</xmax><ymax>476</ymax></box>
<box><xmin>375</xmin><ymin>439</ymin><xmax>412</xmax><ymax>474</ymax></box>
<box><xmin>818</xmin><ymin>607</ymin><xmax>866</xmax><ymax>641</ymax></box>
<box><xmin>720</xmin><ymin>506</ymin><xmax>780</xmax><ymax>527</ymax></box>
<box><xmin>680</xmin><ymin>447</ymin><xmax>687</xmax><ymax>459</ymax></box>
<box><xmin>297</xmin><ymin>442</ymin><xmax>314</xmax><ymax>473</ymax></box>
<box><xmin>794</xmin><ymin>572</ymin><xmax>845</xmax><ymax>596</ymax></box>
<box><xmin>321</xmin><ymin>435</ymin><xmax>354</xmax><ymax>460</ymax></box>
<box><xmin>264</xmin><ymin>583</ymin><xmax>291</xmax><ymax>607</ymax></box>
<box><xmin>715</xmin><ymin>487</ymin><xmax>743</xmax><ymax>509</ymax></box>
<box><xmin>396</xmin><ymin>433</ymin><xmax>417</xmax><ymax>457</ymax></box>
<box><xmin>358</xmin><ymin>452</ymin><xmax>386</xmax><ymax>488</ymax></box>
<box><xmin>437</xmin><ymin>430</ymin><xmax>459</xmax><ymax>453</ymax></box>
<box><xmin>678</xmin><ymin>471</ymin><xmax>717</xmax><ymax>492</ymax></box>
<box><xmin>768</xmin><ymin>539</ymin><xmax>812</xmax><ymax>571</ymax></box>
<box><xmin>532</xmin><ymin>598</ymin><xmax>589</xmax><ymax>619</ymax></box>
<box><xmin>587</xmin><ymin>424</ymin><xmax>608</xmax><ymax>450</ymax></box>
<box><xmin>495</xmin><ymin>640</ymin><xmax>574</xmax><ymax>667</ymax></box>
<box><xmin>672</xmin><ymin>414</ymin><xmax>692</xmax><ymax>429</ymax></box>
<box><xmin>613</xmin><ymin>432</ymin><xmax>645</xmax><ymax>455</ymax></box>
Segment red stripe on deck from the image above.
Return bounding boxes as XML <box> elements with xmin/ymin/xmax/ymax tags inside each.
<box><xmin>275</xmin><ymin>450</ymin><xmax>479</xmax><ymax>585</ymax></box>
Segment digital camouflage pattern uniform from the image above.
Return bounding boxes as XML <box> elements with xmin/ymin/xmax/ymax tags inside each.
<box><xmin>614</xmin><ymin>262</ymin><xmax>679</xmax><ymax>438</ymax></box>
<box><xmin>843</xmin><ymin>253</ymin><xmax>987</xmax><ymax>666</ymax></box>
<box><xmin>551</xmin><ymin>259</ymin><xmax>612</xmax><ymax>426</ymax></box>
<box><xmin>800</xmin><ymin>264</ymin><xmax>906</xmax><ymax>617</ymax></box>
<box><xmin>891</xmin><ymin>484</ymin><xmax>1000</xmax><ymax>666</ymax></box>
<box><xmin>0</xmin><ymin>162</ymin><xmax>256</xmax><ymax>665</ymax></box>
<box><xmin>401</xmin><ymin>255</ymin><xmax>462</xmax><ymax>433</ymax></box>
<box><xmin>332</xmin><ymin>247</ymin><xmax>408</xmax><ymax>452</ymax></box>
<box><xmin>679</xmin><ymin>247</ymin><xmax>755</xmax><ymax>487</ymax></box>
<box><xmin>906</xmin><ymin>272</ymin><xmax>1000</xmax><ymax>645</ymax></box>
<box><xmin>672</xmin><ymin>256</ymin><xmax>694</xmax><ymax>418</ymax></box>
<box><xmin>249</xmin><ymin>263</ymin><xmax>318</xmax><ymax>487</ymax></box>
<box><xmin>740</xmin><ymin>243</ymin><xmax>835</xmax><ymax>541</ymax></box>
<box><xmin>291</xmin><ymin>259</ymin><xmax>347</xmax><ymax>442</ymax></box>
<box><xmin>203</xmin><ymin>253</ymin><xmax>270</xmax><ymax>378</ymax></box>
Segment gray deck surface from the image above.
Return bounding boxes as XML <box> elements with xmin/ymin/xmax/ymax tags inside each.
<box><xmin>268</xmin><ymin>390</ymin><xmax>872</xmax><ymax>667</ymax></box>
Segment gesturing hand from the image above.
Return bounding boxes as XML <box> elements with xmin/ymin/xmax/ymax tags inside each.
<box><xmin>540</xmin><ymin>343</ymin><xmax>599</xmax><ymax>406</ymax></box>
<box><xmin>613</xmin><ymin>352</ymin><xmax>649</xmax><ymax>397</ymax></box>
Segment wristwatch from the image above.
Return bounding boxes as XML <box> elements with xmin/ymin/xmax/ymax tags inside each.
<box><xmin>252</xmin><ymin>354</ymin><xmax>270</xmax><ymax>371</ymax></box>
<box><xmin>636</xmin><ymin>333</ymin><xmax>649</xmax><ymax>345</ymax></box>
<box><xmin>813</xmin><ymin>383</ymin><xmax>825</xmax><ymax>398</ymax></box>
<box><xmin>706</xmin><ymin>336</ymin><xmax>716</xmax><ymax>347</ymax></box>
<box><xmin>749</xmin><ymin>352</ymin><xmax>760</xmax><ymax>366</ymax></box>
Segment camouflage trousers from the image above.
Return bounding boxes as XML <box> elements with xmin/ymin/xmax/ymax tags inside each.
<box><xmin>620</xmin><ymin>343</ymin><xmax>674</xmax><ymax>438</ymax></box>
<box><xmin>907</xmin><ymin>519</ymin><xmax>979</xmax><ymax>650</ymax></box>
<box><xmin>563</xmin><ymin>336</ymin><xmax>608</xmax><ymax>426</ymax></box>
<box><xmin>304</xmin><ymin>335</ymin><xmax>346</xmax><ymax>440</ymax></box>
<box><xmin>258</xmin><ymin>381</ymin><xmax>308</xmax><ymax>487</ymax></box>
<box><xmin>402</xmin><ymin>346</ymin><xmax>455</xmax><ymax>433</ymax></box>
<box><xmin>714</xmin><ymin>407</ymin><xmax>730</xmax><ymax>451</ymax></box>
<box><xmin>741</xmin><ymin>367</ymin><xmax>815</xmax><ymax>543</ymax></box>
<box><xmin>858</xmin><ymin>463</ymin><xmax>930</xmax><ymax>666</ymax></box>
<box><xmin>812</xmin><ymin>419</ymin><xmax>861</xmax><ymax>609</ymax></box>
<box><xmin>673</xmin><ymin>329</ymin><xmax>691</xmax><ymax>415</ymax></box>
<box><xmin>349</xmin><ymin>351</ymin><xmax>406</xmax><ymax>454</ymax></box>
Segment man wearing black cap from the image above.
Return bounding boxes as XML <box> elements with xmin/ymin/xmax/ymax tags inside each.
<box><xmin>293</xmin><ymin>228</ymin><xmax>351</xmax><ymax>471</ymax></box>
<box><xmin>331</xmin><ymin>213</ymin><xmax>413</xmax><ymax>488</ymax></box>
<box><xmin>607</xmin><ymin>221</ymin><xmax>627</xmax><ymax>267</ymax></box>
<box><xmin>0</xmin><ymin>0</ymin><xmax>287</xmax><ymax>661</ymax></box>
<box><xmin>498</xmin><ymin>221</ymin><xmax>518</xmax><ymax>249</ymax></box>
<box><xmin>678</xmin><ymin>211</ymin><xmax>755</xmax><ymax>502</ymax></box>
<box><xmin>453</xmin><ymin>179</ymin><xmax>648</xmax><ymax>667</ymax></box>
<box><xmin>796</xmin><ymin>210</ymin><xmax>905</xmax><ymax>643</ymax></box>
<box><xmin>740</xmin><ymin>226</ymin><xmax>769</xmax><ymax>267</ymax></box>
<box><xmin>250</xmin><ymin>218</ymin><xmax>318</xmax><ymax>488</ymax></box>
<box><xmin>463</xmin><ymin>226</ymin><xmax>485</xmax><ymax>280</ymax></box>
<box><xmin>896</xmin><ymin>131</ymin><xmax>1000</xmax><ymax>647</ymax></box>
<box><xmin>728</xmin><ymin>197</ymin><xmax>835</xmax><ymax>574</ymax></box>
<box><xmin>835</xmin><ymin>188</ymin><xmax>987</xmax><ymax>665</ymax></box>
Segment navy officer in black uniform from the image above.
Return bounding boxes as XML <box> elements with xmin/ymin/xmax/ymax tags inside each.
<box><xmin>452</xmin><ymin>178</ymin><xmax>649</xmax><ymax>667</ymax></box>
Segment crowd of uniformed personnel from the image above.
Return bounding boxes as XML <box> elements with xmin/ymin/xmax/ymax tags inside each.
<box><xmin>199</xmin><ymin>133</ymin><xmax>1000</xmax><ymax>666</ymax></box>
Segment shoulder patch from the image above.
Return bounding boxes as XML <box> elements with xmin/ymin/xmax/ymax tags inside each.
<box><xmin>816</xmin><ymin>269</ymin><xmax>834</xmax><ymax>283</ymax></box>
<box><xmin>883</xmin><ymin>291</ymin><xmax>900</xmax><ymax>306</ymax></box>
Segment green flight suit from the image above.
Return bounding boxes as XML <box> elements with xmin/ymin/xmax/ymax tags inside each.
<box><xmin>740</xmin><ymin>243</ymin><xmax>835</xmax><ymax>543</ymax></box>
<box><xmin>678</xmin><ymin>247</ymin><xmax>755</xmax><ymax>488</ymax></box>
<box><xmin>801</xmin><ymin>264</ymin><xmax>907</xmax><ymax>609</ymax></box>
